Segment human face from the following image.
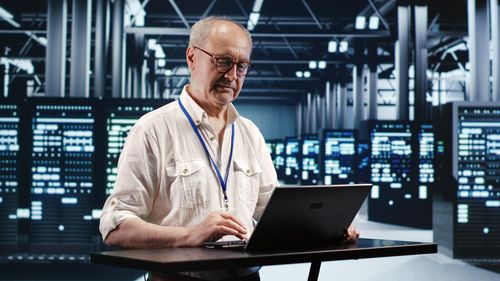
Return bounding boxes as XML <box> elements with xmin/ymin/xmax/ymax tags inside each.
<box><xmin>187</xmin><ymin>21</ymin><xmax>252</xmax><ymax>110</ymax></box>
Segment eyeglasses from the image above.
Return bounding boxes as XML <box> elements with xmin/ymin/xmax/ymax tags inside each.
<box><xmin>193</xmin><ymin>46</ymin><xmax>253</xmax><ymax>77</ymax></box>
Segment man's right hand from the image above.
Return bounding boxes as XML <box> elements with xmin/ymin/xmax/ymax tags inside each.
<box><xmin>186</xmin><ymin>211</ymin><xmax>248</xmax><ymax>246</ymax></box>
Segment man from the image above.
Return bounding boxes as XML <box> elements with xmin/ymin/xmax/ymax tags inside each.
<box><xmin>100</xmin><ymin>16</ymin><xmax>359</xmax><ymax>281</ymax></box>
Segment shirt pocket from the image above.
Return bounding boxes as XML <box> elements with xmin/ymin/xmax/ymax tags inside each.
<box><xmin>233</xmin><ymin>158</ymin><xmax>262</xmax><ymax>209</ymax></box>
<box><xmin>166</xmin><ymin>160</ymin><xmax>209</xmax><ymax>209</ymax></box>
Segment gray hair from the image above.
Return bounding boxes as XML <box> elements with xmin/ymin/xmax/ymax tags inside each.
<box><xmin>189</xmin><ymin>16</ymin><xmax>253</xmax><ymax>48</ymax></box>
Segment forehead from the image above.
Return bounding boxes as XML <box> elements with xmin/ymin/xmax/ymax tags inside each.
<box><xmin>204</xmin><ymin>21</ymin><xmax>252</xmax><ymax>60</ymax></box>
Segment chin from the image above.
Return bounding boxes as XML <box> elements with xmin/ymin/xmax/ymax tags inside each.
<box><xmin>214</xmin><ymin>92</ymin><xmax>235</xmax><ymax>104</ymax></box>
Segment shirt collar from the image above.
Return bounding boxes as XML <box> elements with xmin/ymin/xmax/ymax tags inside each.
<box><xmin>179</xmin><ymin>85</ymin><xmax>239</xmax><ymax>127</ymax></box>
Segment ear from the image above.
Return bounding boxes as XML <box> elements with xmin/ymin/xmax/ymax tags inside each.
<box><xmin>186</xmin><ymin>46</ymin><xmax>196</xmax><ymax>71</ymax></box>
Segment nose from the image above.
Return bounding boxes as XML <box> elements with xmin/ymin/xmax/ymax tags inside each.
<box><xmin>224</xmin><ymin>63</ymin><xmax>238</xmax><ymax>81</ymax></box>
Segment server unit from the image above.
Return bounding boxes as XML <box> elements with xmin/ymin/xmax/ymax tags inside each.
<box><xmin>322</xmin><ymin>129</ymin><xmax>357</xmax><ymax>185</ymax></box>
<box><xmin>284</xmin><ymin>137</ymin><xmax>300</xmax><ymax>185</ymax></box>
<box><xmin>0</xmin><ymin>102</ymin><xmax>21</xmax><ymax>254</ymax></box>
<box><xmin>366</xmin><ymin>121</ymin><xmax>434</xmax><ymax>229</ymax></box>
<box><xmin>24</xmin><ymin>99</ymin><xmax>98</xmax><ymax>254</ymax></box>
<box><xmin>301</xmin><ymin>134</ymin><xmax>320</xmax><ymax>185</ymax></box>
<box><xmin>434</xmin><ymin>102</ymin><xmax>500</xmax><ymax>259</ymax></box>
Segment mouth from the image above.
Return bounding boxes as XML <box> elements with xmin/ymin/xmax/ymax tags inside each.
<box><xmin>215</xmin><ymin>84</ymin><xmax>234</xmax><ymax>92</ymax></box>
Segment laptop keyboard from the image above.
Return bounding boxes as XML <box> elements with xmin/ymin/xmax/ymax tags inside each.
<box><xmin>202</xmin><ymin>240</ymin><xmax>247</xmax><ymax>249</ymax></box>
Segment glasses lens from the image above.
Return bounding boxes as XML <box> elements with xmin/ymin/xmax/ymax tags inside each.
<box><xmin>213</xmin><ymin>56</ymin><xmax>252</xmax><ymax>77</ymax></box>
<box><xmin>238</xmin><ymin>63</ymin><xmax>252</xmax><ymax>76</ymax></box>
<box><xmin>215</xmin><ymin>58</ymin><xmax>233</xmax><ymax>72</ymax></box>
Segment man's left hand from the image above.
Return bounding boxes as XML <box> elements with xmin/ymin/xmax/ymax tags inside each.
<box><xmin>343</xmin><ymin>224</ymin><xmax>360</xmax><ymax>243</ymax></box>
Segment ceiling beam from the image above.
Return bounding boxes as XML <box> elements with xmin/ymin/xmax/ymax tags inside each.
<box><xmin>167</xmin><ymin>0</ymin><xmax>190</xmax><ymax>28</ymax></box>
<box><xmin>301</xmin><ymin>0</ymin><xmax>323</xmax><ymax>30</ymax></box>
<box><xmin>125</xmin><ymin>27</ymin><xmax>391</xmax><ymax>38</ymax></box>
<box><xmin>366</xmin><ymin>0</ymin><xmax>390</xmax><ymax>30</ymax></box>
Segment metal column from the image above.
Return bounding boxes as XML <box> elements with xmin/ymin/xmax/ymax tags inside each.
<box><xmin>2</xmin><ymin>64</ymin><xmax>8</xmax><ymax>97</ymax></box>
<box><xmin>467</xmin><ymin>0</ymin><xmax>490</xmax><ymax>101</ymax></box>
<box><xmin>325</xmin><ymin>81</ymin><xmax>331</xmax><ymax>128</ymax></box>
<box><xmin>368</xmin><ymin>43</ymin><xmax>378</xmax><ymax>120</ymax></box>
<box><xmin>318</xmin><ymin>94</ymin><xmax>328</xmax><ymax>133</ymax></box>
<box><xmin>311</xmin><ymin>93</ymin><xmax>318</xmax><ymax>134</ymax></box>
<box><xmin>69</xmin><ymin>0</ymin><xmax>92</xmax><ymax>98</ymax></box>
<box><xmin>491</xmin><ymin>0</ymin><xmax>500</xmax><ymax>101</ymax></box>
<box><xmin>318</xmin><ymin>93</ymin><xmax>326</xmax><ymax>132</ymax></box>
<box><xmin>94</xmin><ymin>0</ymin><xmax>109</xmax><ymax>98</ymax></box>
<box><xmin>330</xmin><ymin>82</ymin><xmax>337</xmax><ymax>129</ymax></box>
<box><xmin>131</xmin><ymin>33</ymin><xmax>145</xmax><ymax>98</ymax></box>
<box><xmin>338</xmin><ymin>83</ymin><xmax>347</xmax><ymax>130</ymax></box>
<box><xmin>368</xmin><ymin>69</ymin><xmax>378</xmax><ymax>120</ymax></box>
<box><xmin>296</xmin><ymin>102</ymin><xmax>303</xmax><ymax>137</ymax></box>
<box><xmin>45</xmin><ymin>0</ymin><xmax>67</xmax><ymax>97</ymax></box>
<box><xmin>414</xmin><ymin>4</ymin><xmax>428</xmax><ymax>120</ymax></box>
<box><xmin>111</xmin><ymin>0</ymin><xmax>125</xmax><ymax>98</ymax></box>
<box><xmin>396</xmin><ymin>4</ymin><xmax>410</xmax><ymax>120</ymax></box>
<box><xmin>352</xmin><ymin>65</ymin><xmax>363</xmax><ymax>128</ymax></box>
<box><xmin>304</xmin><ymin>93</ymin><xmax>312</xmax><ymax>134</ymax></box>
<box><xmin>126</xmin><ymin>65</ymin><xmax>132</xmax><ymax>98</ymax></box>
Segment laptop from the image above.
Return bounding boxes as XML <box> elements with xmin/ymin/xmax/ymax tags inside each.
<box><xmin>203</xmin><ymin>183</ymin><xmax>372</xmax><ymax>252</ymax></box>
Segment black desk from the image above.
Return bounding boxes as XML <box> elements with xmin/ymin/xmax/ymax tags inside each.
<box><xmin>90</xmin><ymin>238</ymin><xmax>437</xmax><ymax>281</ymax></box>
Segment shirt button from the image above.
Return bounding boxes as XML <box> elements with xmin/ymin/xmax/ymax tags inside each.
<box><xmin>246</xmin><ymin>169</ymin><xmax>251</xmax><ymax>175</ymax></box>
<box><xmin>183</xmin><ymin>168</ymin><xmax>189</xmax><ymax>175</ymax></box>
<box><xmin>210</xmin><ymin>136</ymin><xmax>215</xmax><ymax>141</ymax></box>
<box><xmin>195</xmin><ymin>120</ymin><xmax>201</xmax><ymax>125</ymax></box>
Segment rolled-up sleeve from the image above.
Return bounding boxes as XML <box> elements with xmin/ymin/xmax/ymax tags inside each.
<box><xmin>99</xmin><ymin>125</ymin><xmax>161</xmax><ymax>240</ymax></box>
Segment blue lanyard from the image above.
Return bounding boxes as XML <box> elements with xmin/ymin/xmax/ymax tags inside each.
<box><xmin>178</xmin><ymin>99</ymin><xmax>235</xmax><ymax>211</ymax></box>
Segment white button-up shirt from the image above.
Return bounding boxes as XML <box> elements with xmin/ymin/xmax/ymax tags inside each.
<box><xmin>99</xmin><ymin>86</ymin><xmax>279</xmax><ymax>242</ymax></box>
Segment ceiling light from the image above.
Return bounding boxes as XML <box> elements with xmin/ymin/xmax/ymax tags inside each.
<box><xmin>247</xmin><ymin>12</ymin><xmax>260</xmax><ymax>31</ymax></box>
<box><xmin>127</xmin><ymin>0</ymin><xmax>142</xmax><ymax>14</ymax></box>
<box><xmin>309</xmin><ymin>61</ymin><xmax>317</xmax><ymax>69</ymax></box>
<box><xmin>126</xmin><ymin>0</ymin><xmax>147</xmax><ymax>27</ymax></box>
<box><xmin>339</xmin><ymin>41</ymin><xmax>349</xmax><ymax>53</ymax></box>
<box><xmin>252</xmin><ymin>0</ymin><xmax>264</xmax><ymax>12</ymax></box>
<box><xmin>154</xmin><ymin>45</ymin><xmax>165</xmax><ymax>59</ymax></box>
<box><xmin>369</xmin><ymin>16</ymin><xmax>379</xmax><ymax>30</ymax></box>
<box><xmin>0</xmin><ymin>6</ymin><xmax>14</xmax><ymax>20</ymax></box>
<box><xmin>148</xmin><ymin>39</ymin><xmax>157</xmax><ymax>50</ymax></box>
<box><xmin>135</xmin><ymin>10</ymin><xmax>145</xmax><ymax>27</ymax></box>
<box><xmin>328</xmin><ymin>41</ymin><xmax>337</xmax><ymax>53</ymax></box>
<box><xmin>303</xmin><ymin>71</ymin><xmax>311</xmax><ymax>78</ymax></box>
<box><xmin>295</xmin><ymin>71</ymin><xmax>303</xmax><ymax>78</ymax></box>
<box><xmin>158</xmin><ymin>59</ymin><xmax>166</xmax><ymax>67</ymax></box>
<box><xmin>318</xmin><ymin>61</ymin><xmax>326</xmax><ymax>69</ymax></box>
<box><xmin>355</xmin><ymin>16</ymin><xmax>366</xmax><ymax>30</ymax></box>
<box><xmin>165</xmin><ymin>69</ymin><xmax>172</xmax><ymax>76</ymax></box>
<box><xmin>0</xmin><ymin>6</ymin><xmax>20</xmax><ymax>28</ymax></box>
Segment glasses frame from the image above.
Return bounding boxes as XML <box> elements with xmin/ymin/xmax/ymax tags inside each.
<box><xmin>193</xmin><ymin>46</ymin><xmax>253</xmax><ymax>77</ymax></box>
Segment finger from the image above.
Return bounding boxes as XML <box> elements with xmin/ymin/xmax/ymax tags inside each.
<box><xmin>215</xmin><ymin>226</ymin><xmax>247</xmax><ymax>241</ymax></box>
<box><xmin>220</xmin><ymin>212</ymin><xmax>246</xmax><ymax>228</ymax></box>
<box><xmin>218</xmin><ymin>217</ymin><xmax>247</xmax><ymax>234</ymax></box>
<box><xmin>234</xmin><ymin>232</ymin><xmax>247</xmax><ymax>240</ymax></box>
<box><xmin>348</xmin><ymin>230</ymin><xmax>359</xmax><ymax>241</ymax></box>
<box><xmin>217</xmin><ymin>225</ymin><xmax>244</xmax><ymax>237</ymax></box>
<box><xmin>220</xmin><ymin>213</ymin><xmax>247</xmax><ymax>232</ymax></box>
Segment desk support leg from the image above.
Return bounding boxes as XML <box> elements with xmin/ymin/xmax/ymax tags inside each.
<box><xmin>307</xmin><ymin>261</ymin><xmax>321</xmax><ymax>281</ymax></box>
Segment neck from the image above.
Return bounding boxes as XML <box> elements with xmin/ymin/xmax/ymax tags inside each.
<box><xmin>186</xmin><ymin>85</ymin><xmax>228</xmax><ymax>120</ymax></box>
<box><xmin>205</xmin><ymin>104</ymin><xmax>227</xmax><ymax>120</ymax></box>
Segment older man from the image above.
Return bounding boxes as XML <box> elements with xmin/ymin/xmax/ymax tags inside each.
<box><xmin>100</xmin><ymin>16</ymin><xmax>358</xmax><ymax>281</ymax></box>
